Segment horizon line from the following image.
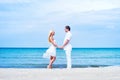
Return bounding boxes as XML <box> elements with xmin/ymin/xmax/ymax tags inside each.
<box><xmin>0</xmin><ymin>47</ymin><xmax>120</xmax><ymax>49</ymax></box>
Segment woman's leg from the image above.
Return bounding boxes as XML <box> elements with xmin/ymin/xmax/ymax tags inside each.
<box><xmin>48</xmin><ymin>56</ymin><xmax>56</xmax><ymax>69</ymax></box>
<box><xmin>47</xmin><ymin>56</ymin><xmax>53</xmax><ymax>68</ymax></box>
<box><xmin>51</xmin><ymin>56</ymin><xmax>56</xmax><ymax>66</ymax></box>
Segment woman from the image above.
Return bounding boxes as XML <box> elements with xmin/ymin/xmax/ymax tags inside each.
<box><xmin>43</xmin><ymin>30</ymin><xmax>58</xmax><ymax>69</ymax></box>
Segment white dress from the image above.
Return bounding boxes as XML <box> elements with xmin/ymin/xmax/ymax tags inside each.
<box><xmin>43</xmin><ymin>41</ymin><xmax>56</xmax><ymax>58</ymax></box>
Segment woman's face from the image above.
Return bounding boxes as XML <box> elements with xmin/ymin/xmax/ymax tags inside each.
<box><xmin>52</xmin><ymin>31</ymin><xmax>55</xmax><ymax>36</ymax></box>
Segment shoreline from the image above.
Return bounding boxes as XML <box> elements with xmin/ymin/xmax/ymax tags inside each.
<box><xmin>0</xmin><ymin>66</ymin><xmax>120</xmax><ymax>80</ymax></box>
<box><xmin>0</xmin><ymin>64</ymin><xmax>119</xmax><ymax>68</ymax></box>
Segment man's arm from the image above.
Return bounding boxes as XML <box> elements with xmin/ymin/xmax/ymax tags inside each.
<box><xmin>60</xmin><ymin>39</ymin><xmax>69</xmax><ymax>49</ymax></box>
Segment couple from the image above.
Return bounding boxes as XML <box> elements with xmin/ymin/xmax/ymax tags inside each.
<box><xmin>43</xmin><ymin>25</ymin><xmax>72</xmax><ymax>69</ymax></box>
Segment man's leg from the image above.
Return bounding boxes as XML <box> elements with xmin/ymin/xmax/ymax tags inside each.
<box><xmin>65</xmin><ymin>50</ymin><xmax>72</xmax><ymax>69</ymax></box>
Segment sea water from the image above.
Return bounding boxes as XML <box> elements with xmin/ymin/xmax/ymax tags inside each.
<box><xmin>0</xmin><ymin>48</ymin><xmax>120</xmax><ymax>68</ymax></box>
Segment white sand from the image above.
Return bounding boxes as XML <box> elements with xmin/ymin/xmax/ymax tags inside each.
<box><xmin>0</xmin><ymin>67</ymin><xmax>120</xmax><ymax>80</ymax></box>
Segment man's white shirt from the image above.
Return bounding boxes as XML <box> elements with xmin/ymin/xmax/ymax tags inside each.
<box><xmin>63</xmin><ymin>31</ymin><xmax>72</xmax><ymax>51</ymax></box>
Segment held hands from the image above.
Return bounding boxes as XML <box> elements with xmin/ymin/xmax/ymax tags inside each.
<box><xmin>58</xmin><ymin>46</ymin><xmax>64</xmax><ymax>49</ymax></box>
<box><xmin>55</xmin><ymin>45</ymin><xmax>64</xmax><ymax>49</ymax></box>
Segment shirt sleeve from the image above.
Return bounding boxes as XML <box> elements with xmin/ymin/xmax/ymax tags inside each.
<box><xmin>66</xmin><ymin>33</ymin><xmax>72</xmax><ymax>40</ymax></box>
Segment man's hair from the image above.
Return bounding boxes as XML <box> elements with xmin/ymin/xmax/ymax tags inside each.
<box><xmin>65</xmin><ymin>25</ymin><xmax>71</xmax><ymax>31</ymax></box>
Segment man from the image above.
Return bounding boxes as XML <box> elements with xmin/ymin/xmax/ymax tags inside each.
<box><xmin>60</xmin><ymin>25</ymin><xmax>72</xmax><ymax>69</ymax></box>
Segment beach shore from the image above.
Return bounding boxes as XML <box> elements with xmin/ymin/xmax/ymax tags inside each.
<box><xmin>0</xmin><ymin>66</ymin><xmax>120</xmax><ymax>80</ymax></box>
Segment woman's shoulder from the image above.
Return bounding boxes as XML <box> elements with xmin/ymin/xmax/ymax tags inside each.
<box><xmin>50</xmin><ymin>37</ymin><xmax>55</xmax><ymax>41</ymax></box>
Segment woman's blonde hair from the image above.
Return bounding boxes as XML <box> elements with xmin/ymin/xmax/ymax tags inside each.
<box><xmin>48</xmin><ymin>30</ymin><xmax>54</xmax><ymax>43</ymax></box>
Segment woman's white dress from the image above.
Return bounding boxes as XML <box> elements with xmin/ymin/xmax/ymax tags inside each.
<box><xmin>43</xmin><ymin>41</ymin><xmax>56</xmax><ymax>58</ymax></box>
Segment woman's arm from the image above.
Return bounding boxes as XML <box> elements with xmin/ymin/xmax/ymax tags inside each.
<box><xmin>50</xmin><ymin>37</ymin><xmax>58</xmax><ymax>47</ymax></box>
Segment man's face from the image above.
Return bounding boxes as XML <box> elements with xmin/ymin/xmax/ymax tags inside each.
<box><xmin>65</xmin><ymin>28</ymin><xmax>68</xmax><ymax>32</ymax></box>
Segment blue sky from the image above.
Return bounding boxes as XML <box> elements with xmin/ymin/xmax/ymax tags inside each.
<box><xmin>0</xmin><ymin>0</ymin><xmax>120</xmax><ymax>48</ymax></box>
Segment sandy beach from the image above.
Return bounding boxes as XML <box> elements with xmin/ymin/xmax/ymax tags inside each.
<box><xmin>0</xmin><ymin>66</ymin><xmax>120</xmax><ymax>80</ymax></box>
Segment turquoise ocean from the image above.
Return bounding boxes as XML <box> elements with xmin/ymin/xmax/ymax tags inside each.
<box><xmin>0</xmin><ymin>48</ymin><xmax>120</xmax><ymax>68</ymax></box>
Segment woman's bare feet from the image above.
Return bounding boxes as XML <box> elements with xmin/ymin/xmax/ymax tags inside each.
<box><xmin>47</xmin><ymin>65</ymin><xmax>52</xmax><ymax>69</ymax></box>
